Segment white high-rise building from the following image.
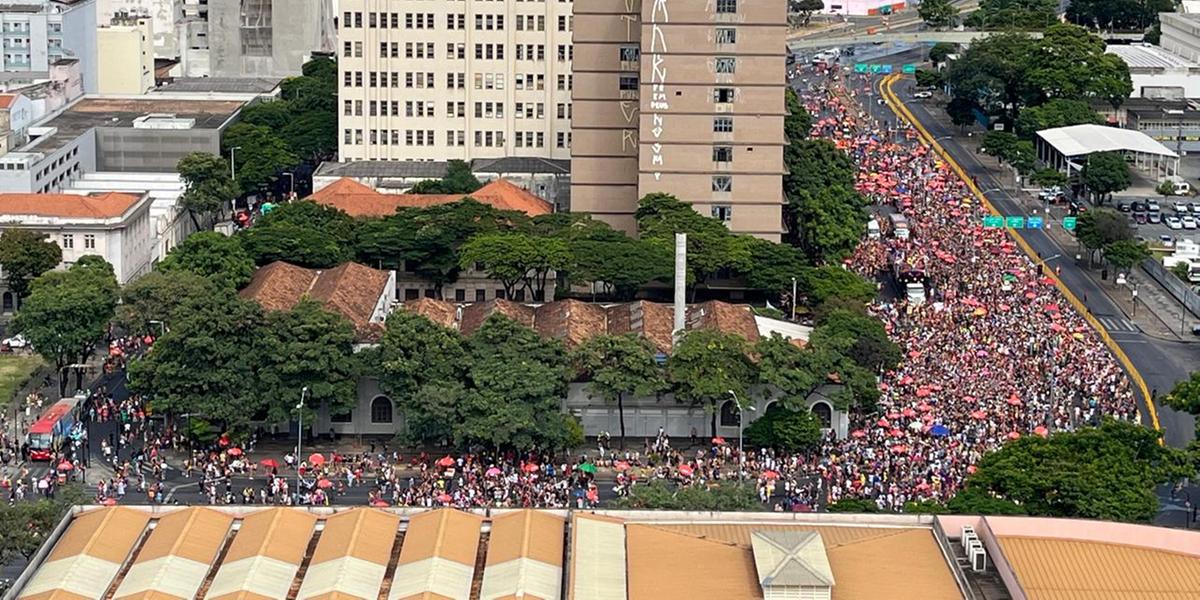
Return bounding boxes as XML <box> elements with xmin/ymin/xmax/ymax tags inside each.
<box><xmin>336</xmin><ymin>0</ymin><xmax>574</xmax><ymax>162</ymax></box>
<box><xmin>0</xmin><ymin>0</ymin><xmax>99</xmax><ymax>93</ymax></box>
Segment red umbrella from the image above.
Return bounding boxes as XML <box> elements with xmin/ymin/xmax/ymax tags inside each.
<box><xmin>103</xmin><ymin>497</ymin><xmax>117</xmax><ymax>506</ymax></box>
<box><xmin>1034</xmin><ymin>426</ymin><xmax>1049</xmax><ymax>438</ymax></box>
<box><xmin>711</xmin><ymin>437</ymin><xmax>727</xmax><ymax>445</ymax></box>
<box><xmin>915</xmin><ymin>387</ymin><xmax>932</xmax><ymax>398</ymax></box>
<box><xmin>1007</xmin><ymin>431</ymin><xmax>1021</xmax><ymax>440</ymax></box>
<box><xmin>889</xmin><ymin>428</ymin><xmax>904</xmax><ymax>438</ymax></box>
<box><xmin>886</xmin><ymin>412</ymin><xmax>901</xmax><ymax>420</ymax></box>
<box><xmin>1044</xmin><ymin>303</ymin><xmax>1061</xmax><ymax>313</ymax></box>
<box><xmin>851</xmin><ymin>430</ymin><xmax>867</xmax><ymax>439</ymax></box>
<box><xmin>371</xmin><ymin>499</ymin><xmax>389</xmax><ymax>507</ymax></box>
<box><xmin>917</xmin><ymin>403</ymin><xmax>932</xmax><ymax>413</ymax></box>
<box><xmin>970</xmin><ymin>410</ymin><xmax>987</xmax><ymax>420</ymax></box>
<box><xmin>902</xmin><ymin>407</ymin><xmax>917</xmax><ymax>418</ymax></box>
<box><xmin>218</xmin><ymin>434</ymin><xmax>230</xmax><ymax>447</ymax></box>
<box><xmin>437</xmin><ymin>493</ymin><xmax>452</xmax><ymax>503</ymax></box>
<box><xmin>523</xmin><ymin>463</ymin><xmax>539</xmax><ymax>473</ymax></box>
<box><xmin>615</xmin><ymin>461</ymin><xmax>631</xmax><ymax>471</ymax></box>
<box><xmin>57</xmin><ymin>460</ymin><xmax>73</xmax><ymax>471</ymax></box>
<box><xmin>308</xmin><ymin>453</ymin><xmax>325</xmax><ymax>466</ymax></box>
<box><xmin>763</xmin><ymin>470</ymin><xmax>780</xmax><ymax>480</ymax></box>
<box><xmin>877</xmin><ymin>418</ymin><xmax>890</xmax><ymax>427</ymax></box>
<box><xmin>678</xmin><ymin>464</ymin><xmax>694</xmax><ymax>477</ymax></box>
<box><xmin>259</xmin><ymin>458</ymin><xmax>279</xmax><ymax>469</ymax></box>
<box><xmin>1024</xmin><ymin>291</ymin><xmax>1037</xmax><ymax>300</ymax></box>
<box><xmin>891</xmin><ymin>445</ymin><xmax>909</xmax><ymax>454</ymax></box>
<box><xmin>967</xmin><ymin>465</ymin><xmax>978</xmax><ymax>474</ymax></box>
<box><xmin>317</xmin><ymin>478</ymin><xmax>333</xmax><ymax>489</ymax></box>
<box><xmin>227</xmin><ymin>447</ymin><xmax>243</xmax><ymax>457</ymax></box>
<box><xmin>436</xmin><ymin>456</ymin><xmax>455</xmax><ymax>468</ymax></box>
<box><xmin>1006</xmin><ymin>395</ymin><xmax>1022</xmax><ymax>406</ymax></box>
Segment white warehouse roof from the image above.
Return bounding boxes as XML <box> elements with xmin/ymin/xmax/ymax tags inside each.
<box><xmin>1036</xmin><ymin>124</ymin><xmax>1179</xmax><ymax>159</ymax></box>
<box><xmin>1106</xmin><ymin>44</ymin><xmax>1198</xmax><ymax>70</ymax></box>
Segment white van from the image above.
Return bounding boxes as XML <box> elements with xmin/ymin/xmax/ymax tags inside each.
<box><xmin>1167</xmin><ymin>176</ymin><xmax>1191</xmax><ymax>196</ymax></box>
<box><xmin>867</xmin><ymin>219</ymin><xmax>881</xmax><ymax>240</ymax></box>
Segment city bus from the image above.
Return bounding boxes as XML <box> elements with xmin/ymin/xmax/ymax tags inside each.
<box><xmin>26</xmin><ymin>397</ymin><xmax>81</xmax><ymax>461</ymax></box>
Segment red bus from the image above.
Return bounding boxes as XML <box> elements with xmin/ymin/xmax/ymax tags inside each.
<box><xmin>27</xmin><ymin>397</ymin><xmax>80</xmax><ymax>461</ymax></box>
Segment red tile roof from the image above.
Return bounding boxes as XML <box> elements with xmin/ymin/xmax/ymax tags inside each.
<box><xmin>240</xmin><ymin>261</ymin><xmax>391</xmax><ymax>335</ymax></box>
<box><xmin>405</xmin><ymin>298</ymin><xmax>757</xmax><ymax>353</ymax></box>
<box><xmin>0</xmin><ymin>94</ymin><xmax>18</xmax><ymax>109</ymax></box>
<box><xmin>311</xmin><ymin>177</ymin><xmax>553</xmax><ymax>218</ymax></box>
<box><xmin>0</xmin><ymin>192</ymin><xmax>143</xmax><ymax>219</ymax></box>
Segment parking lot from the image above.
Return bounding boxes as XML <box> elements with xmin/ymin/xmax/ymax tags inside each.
<box><xmin>1113</xmin><ymin>197</ymin><xmax>1200</xmax><ymax>248</ymax></box>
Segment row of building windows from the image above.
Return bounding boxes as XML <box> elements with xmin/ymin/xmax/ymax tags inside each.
<box><xmin>343</xmin><ymin>40</ymin><xmax>572</xmax><ymax>62</ymax></box>
<box><xmin>341</xmin><ymin>11</ymin><xmax>572</xmax><ymax>31</ymax></box>
<box><xmin>344</xmin><ymin>129</ymin><xmax>527</xmax><ymax>148</ymax></box>
<box><xmin>342</xmin><ymin>100</ymin><xmax>570</xmax><ymax>120</ymax></box>
<box><xmin>59</xmin><ymin>233</ymin><xmax>96</xmax><ymax>250</ymax></box>
<box><xmin>341</xmin><ymin>70</ymin><xmax>572</xmax><ymax>91</ymax></box>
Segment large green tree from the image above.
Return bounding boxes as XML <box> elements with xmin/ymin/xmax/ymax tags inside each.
<box><xmin>919</xmin><ymin>0</ymin><xmax>960</xmax><ymax>28</ymax></box>
<box><xmin>239</xmin><ymin>220</ymin><xmax>352</xmax><ymax>268</ymax></box>
<box><xmin>371</xmin><ymin>311</ymin><xmax>469</xmax><ymax>444</ymax></box>
<box><xmin>159</xmin><ymin>231</ymin><xmax>256</xmax><ymax>288</ymax></box>
<box><xmin>636</xmin><ymin>193</ymin><xmax>752</xmax><ymax>294</ymax></box>
<box><xmin>117</xmin><ymin>269</ymin><xmax>218</xmax><ymax>334</ymax></box>
<box><xmin>177</xmin><ymin>152</ymin><xmax>238</xmax><ymax>228</ymax></box>
<box><xmin>222</xmin><ymin>123</ymin><xmax>299</xmax><ymax>194</ymax></box>
<box><xmin>967</xmin><ymin>0</ymin><xmax>1059</xmax><ymax>30</ymax></box>
<box><xmin>1068</xmin><ymin>0</ymin><xmax>1172</xmax><ymax>34</ymax></box>
<box><xmin>128</xmin><ymin>291</ymin><xmax>265</xmax><ymax>430</ymax></box>
<box><xmin>459</xmin><ymin>232</ymin><xmax>572</xmax><ymax>300</ymax></box>
<box><xmin>408</xmin><ymin>159</ymin><xmax>483</xmax><ymax>194</ymax></box>
<box><xmin>1165</xmin><ymin>371</ymin><xmax>1200</xmax><ymax>437</ymax></box>
<box><xmin>1103</xmin><ymin>239</ymin><xmax>1151</xmax><ymax>272</ymax></box>
<box><xmin>1075</xmin><ymin>207</ymin><xmax>1132</xmax><ymax>252</ymax></box>
<box><xmin>797</xmin><ymin>265</ymin><xmax>877</xmax><ymax>308</ymax></box>
<box><xmin>0</xmin><ymin>229</ymin><xmax>62</xmax><ymax>301</ymax></box>
<box><xmin>1014</xmin><ymin>99</ymin><xmax>1101</xmax><ymax>138</ymax></box>
<box><xmin>14</xmin><ymin>257</ymin><xmax>118</xmax><ymax>395</ymax></box>
<box><xmin>948</xmin><ymin>420</ymin><xmax>1191</xmax><ymax>522</ymax></box>
<box><xmin>573</xmin><ymin>334</ymin><xmax>666</xmax><ymax>448</ymax></box>
<box><xmin>667</xmin><ymin>329</ymin><xmax>757</xmax><ymax>437</ymax></box>
<box><xmin>1081</xmin><ymin>151</ymin><xmax>1132</xmax><ymax>201</ymax></box>
<box><xmin>255</xmin><ymin>299</ymin><xmax>359</xmax><ymax>423</ymax></box>
<box><xmin>744</xmin><ymin>405</ymin><xmax>823</xmax><ymax>452</ymax></box>
<box><xmin>741</xmin><ymin>236</ymin><xmax>806</xmax><ymax>294</ymax></box>
<box><xmin>613</xmin><ymin>480</ymin><xmax>759</xmax><ymax>510</ymax></box>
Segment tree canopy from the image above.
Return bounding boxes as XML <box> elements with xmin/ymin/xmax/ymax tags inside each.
<box><xmin>1075</xmin><ymin>207</ymin><xmax>1133</xmax><ymax>251</ymax></box>
<box><xmin>919</xmin><ymin>0</ymin><xmax>960</xmax><ymax>29</ymax></box>
<box><xmin>177</xmin><ymin>152</ymin><xmax>238</xmax><ymax>227</ymax></box>
<box><xmin>158</xmin><ymin>231</ymin><xmax>256</xmax><ymax>288</ymax></box>
<box><xmin>459</xmin><ymin>232</ymin><xmax>571</xmax><ymax>301</ymax></box>
<box><xmin>408</xmin><ymin>159</ymin><xmax>483</xmax><ymax>194</ymax></box>
<box><xmin>1081</xmin><ymin>152</ymin><xmax>1132</xmax><ymax>201</ymax></box>
<box><xmin>222</xmin><ymin>123</ymin><xmax>299</xmax><ymax>194</ymax></box>
<box><xmin>0</xmin><ymin>229</ymin><xmax>62</xmax><ymax>300</ymax></box>
<box><xmin>744</xmin><ymin>405</ymin><xmax>823</xmax><ymax>451</ymax></box>
<box><xmin>948</xmin><ymin>420</ymin><xmax>1191</xmax><ymax>522</ymax></box>
<box><xmin>573</xmin><ymin>334</ymin><xmax>666</xmax><ymax>447</ymax></box>
<box><xmin>667</xmin><ymin>329</ymin><xmax>757</xmax><ymax>436</ymax></box>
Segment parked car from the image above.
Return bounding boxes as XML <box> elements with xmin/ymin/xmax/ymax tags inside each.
<box><xmin>1133</xmin><ymin>211</ymin><xmax>1148</xmax><ymax>224</ymax></box>
<box><xmin>1166</xmin><ymin>215</ymin><xmax>1184</xmax><ymax>230</ymax></box>
<box><xmin>1160</xmin><ymin>234</ymin><xmax>1175</xmax><ymax>247</ymax></box>
<box><xmin>1189</xmin><ymin>202</ymin><xmax>1200</xmax><ymax>213</ymax></box>
<box><xmin>1147</xmin><ymin>200</ymin><xmax>1161</xmax><ymax>212</ymax></box>
<box><xmin>2</xmin><ymin>334</ymin><xmax>27</xmax><ymax>349</ymax></box>
<box><xmin>1117</xmin><ymin>201</ymin><xmax>1131</xmax><ymax>212</ymax></box>
<box><xmin>1131</xmin><ymin>201</ymin><xmax>1148</xmax><ymax>212</ymax></box>
<box><xmin>1174</xmin><ymin>202</ymin><xmax>1189</xmax><ymax>213</ymax></box>
<box><xmin>913</xmin><ymin>90</ymin><xmax>933</xmax><ymax>99</ymax></box>
<box><xmin>1183</xmin><ymin>215</ymin><xmax>1199</xmax><ymax>229</ymax></box>
<box><xmin>1148</xmin><ymin>212</ymin><xmax>1162</xmax><ymax>224</ymax></box>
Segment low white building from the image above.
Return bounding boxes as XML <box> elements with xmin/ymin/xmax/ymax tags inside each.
<box><xmin>1106</xmin><ymin>44</ymin><xmax>1200</xmax><ymax>100</ymax></box>
<box><xmin>0</xmin><ymin>190</ymin><xmax>154</xmax><ymax>310</ymax></box>
<box><xmin>64</xmin><ymin>172</ymin><xmax>197</xmax><ymax>263</ymax></box>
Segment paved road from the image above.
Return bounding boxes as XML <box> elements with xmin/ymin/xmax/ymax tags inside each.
<box><xmin>889</xmin><ymin>75</ymin><xmax>1200</xmax><ymax>448</ymax></box>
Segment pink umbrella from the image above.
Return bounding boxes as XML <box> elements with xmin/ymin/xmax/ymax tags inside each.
<box><xmin>1007</xmin><ymin>431</ymin><xmax>1021</xmax><ymax>440</ymax></box>
<box><xmin>227</xmin><ymin>447</ymin><xmax>243</xmax><ymax>457</ymax></box>
<box><xmin>970</xmin><ymin>410</ymin><xmax>987</xmax><ymax>420</ymax></box>
<box><xmin>887</xmin><ymin>412</ymin><xmax>901</xmax><ymax>420</ymax></box>
<box><xmin>317</xmin><ymin>479</ymin><xmax>333</xmax><ymax>489</ymax></box>
<box><xmin>1007</xmin><ymin>395</ymin><xmax>1022</xmax><ymax>406</ymax></box>
<box><xmin>103</xmin><ymin>497</ymin><xmax>118</xmax><ymax>506</ymax></box>
<box><xmin>877</xmin><ymin>418</ymin><xmax>890</xmax><ymax>427</ymax></box>
<box><xmin>929</xmin><ymin>384</ymin><xmax>943</xmax><ymax>392</ymax></box>
<box><xmin>437</xmin><ymin>493</ymin><xmax>452</xmax><ymax>503</ymax></box>
<box><xmin>899</xmin><ymin>375</ymin><xmax>914</xmax><ymax>385</ymax></box>
<box><xmin>1044</xmin><ymin>303</ymin><xmax>1061</xmax><ymax>313</ymax></box>
<box><xmin>917</xmin><ymin>403</ymin><xmax>932</xmax><ymax>412</ymax></box>
<box><xmin>916</xmin><ymin>387</ymin><xmax>932</xmax><ymax>398</ymax></box>
<box><xmin>522</xmin><ymin>463</ymin><xmax>540</xmax><ymax>473</ymax></box>
<box><xmin>371</xmin><ymin>499</ymin><xmax>389</xmax><ymax>507</ymax></box>
<box><xmin>1024</xmin><ymin>291</ymin><xmax>1037</xmax><ymax>300</ymax></box>
<box><xmin>963</xmin><ymin>395</ymin><xmax>977</xmax><ymax>403</ymax></box>
<box><xmin>889</xmin><ymin>428</ymin><xmax>904</xmax><ymax>438</ymax></box>
<box><xmin>967</xmin><ymin>465</ymin><xmax>978</xmax><ymax>474</ymax></box>
<box><xmin>308</xmin><ymin>453</ymin><xmax>325</xmax><ymax>466</ymax></box>
<box><xmin>615</xmin><ymin>461</ymin><xmax>631</xmax><ymax>471</ymax></box>
<box><xmin>678</xmin><ymin>464</ymin><xmax>694</xmax><ymax>477</ymax></box>
<box><xmin>1034</xmin><ymin>426</ymin><xmax>1049</xmax><ymax>438</ymax></box>
<box><xmin>891</xmin><ymin>445</ymin><xmax>909</xmax><ymax>454</ymax></box>
<box><xmin>908</xmin><ymin>350</ymin><xmax>921</xmax><ymax>359</ymax></box>
<box><xmin>902</xmin><ymin>407</ymin><xmax>917</xmax><ymax>418</ymax></box>
<box><xmin>976</xmin><ymin>350</ymin><xmax>989</xmax><ymax>357</ymax></box>
<box><xmin>436</xmin><ymin>456</ymin><xmax>455</xmax><ymax>468</ymax></box>
<box><xmin>1049</xmin><ymin>323</ymin><xmax>1067</xmax><ymax>333</ymax></box>
<box><xmin>763</xmin><ymin>470</ymin><xmax>780</xmax><ymax>480</ymax></box>
<box><xmin>851</xmin><ymin>430</ymin><xmax>867</xmax><ymax>439</ymax></box>
<box><xmin>485</xmin><ymin>467</ymin><xmax>502</xmax><ymax>477</ymax></box>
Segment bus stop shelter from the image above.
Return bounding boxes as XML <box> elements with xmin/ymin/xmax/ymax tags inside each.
<box><xmin>1035</xmin><ymin>124</ymin><xmax>1180</xmax><ymax>179</ymax></box>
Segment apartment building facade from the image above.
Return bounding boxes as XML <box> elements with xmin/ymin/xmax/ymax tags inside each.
<box><xmin>572</xmin><ymin>0</ymin><xmax>786</xmax><ymax>239</ymax></box>
<box><xmin>0</xmin><ymin>0</ymin><xmax>99</xmax><ymax>93</ymax></box>
<box><xmin>97</xmin><ymin>14</ymin><xmax>154</xmax><ymax>94</ymax></box>
<box><xmin>337</xmin><ymin>0</ymin><xmax>574</xmax><ymax>162</ymax></box>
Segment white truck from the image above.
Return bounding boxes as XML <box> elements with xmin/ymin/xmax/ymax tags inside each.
<box><xmin>888</xmin><ymin>213</ymin><xmax>911</xmax><ymax>240</ymax></box>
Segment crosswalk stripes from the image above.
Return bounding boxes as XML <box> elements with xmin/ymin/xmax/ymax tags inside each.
<box><xmin>1095</xmin><ymin>315</ymin><xmax>1140</xmax><ymax>334</ymax></box>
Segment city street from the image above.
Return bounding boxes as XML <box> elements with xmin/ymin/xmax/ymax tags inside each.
<box><xmin>887</xmin><ymin>75</ymin><xmax>1200</xmax><ymax>448</ymax></box>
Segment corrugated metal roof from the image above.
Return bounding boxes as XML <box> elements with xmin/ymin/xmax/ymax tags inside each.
<box><xmin>481</xmin><ymin>510</ymin><xmax>566</xmax><ymax>600</ymax></box>
<box><xmin>298</xmin><ymin>509</ymin><xmax>400</xmax><ymax>600</ymax></box>
<box><xmin>652</xmin><ymin>524</ymin><xmax>959</xmax><ymax>600</ymax></box>
<box><xmin>1036</xmin><ymin>124</ymin><xmax>1180</xmax><ymax>158</ymax></box>
<box><xmin>388</xmin><ymin>509</ymin><xmax>483</xmax><ymax>600</ymax></box>
<box><xmin>19</xmin><ymin>507</ymin><xmax>150</xmax><ymax>600</ymax></box>
<box><xmin>626</xmin><ymin>524</ymin><xmax>761</xmax><ymax>600</ymax></box>
<box><xmin>569</xmin><ymin>514</ymin><xmax>627</xmax><ymax>600</ymax></box>
<box><xmin>1107</xmin><ymin>44</ymin><xmax>1197</xmax><ymax>69</ymax></box>
<box><xmin>998</xmin><ymin>536</ymin><xmax>1200</xmax><ymax>599</ymax></box>
<box><xmin>204</xmin><ymin>508</ymin><xmax>318</xmax><ymax>600</ymax></box>
<box><xmin>113</xmin><ymin>508</ymin><xmax>234</xmax><ymax>600</ymax></box>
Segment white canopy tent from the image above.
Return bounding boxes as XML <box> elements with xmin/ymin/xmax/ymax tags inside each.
<box><xmin>1035</xmin><ymin>124</ymin><xmax>1180</xmax><ymax>179</ymax></box>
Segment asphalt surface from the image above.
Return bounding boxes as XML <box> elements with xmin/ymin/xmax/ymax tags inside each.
<box><xmin>887</xmin><ymin>75</ymin><xmax>1200</xmax><ymax>448</ymax></box>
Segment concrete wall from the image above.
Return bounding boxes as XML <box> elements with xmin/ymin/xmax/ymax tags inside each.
<box><xmin>97</xmin><ymin>20</ymin><xmax>154</xmax><ymax>94</ymax></box>
<box><xmin>61</xmin><ymin>0</ymin><xmax>99</xmax><ymax>93</ymax></box>
<box><xmin>207</xmin><ymin>0</ymin><xmax>332</xmax><ymax>78</ymax></box>
<box><xmin>94</xmin><ymin>126</ymin><xmax>220</xmax><ymax>172</ymax></box>
<box><xmin>98</xmin><ymin>0</ymin><xmax>181</xmax><ymax>58</ymax></box>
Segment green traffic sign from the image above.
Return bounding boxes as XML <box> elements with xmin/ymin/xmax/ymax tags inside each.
<box><xmin>902</xmin><ymin>64</ymin><xmax>917</xmax><ymax>74</ymax></box>
<box><xmin>854</xmin><ymin>63</ymin><xmax>868</xmax><ymax>73</ymax></box>
<box><xmin>983</xmin><ymin>216</ymin><xmax>1004</xmax><ymax>228</ymax></box>
<box><xmin>1006</xmin><ymin>216</ymin><xmax>1025</xmax><ymax>229</ymax></box>
<box><xmin>1063</xmin><ymin>216</ymin><xmax>1077</xmax><ymax>230</ymax></box>
<box><xmin>869</xmin><ymin>64</ymin><xmax>884</xmax><ymax>73</ymax></box>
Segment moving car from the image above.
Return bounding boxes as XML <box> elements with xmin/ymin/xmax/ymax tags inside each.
<box><xmin>913</xmin><ymin>90</ymin><xmax>933</xmax><ymax>99</ymax></box>
<box><xmin>1183</xmin><ymin>215</ymin><xmax>1199</xmax><ymax>229</ymax></box>
<box><xmin>1166</xmin><ymin>215</ymin><xmax>1184</xmax><ymax>230</ymax></box>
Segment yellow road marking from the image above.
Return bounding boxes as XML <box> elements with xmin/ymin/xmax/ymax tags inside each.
<box><xmin>877</xmin><ymin>74</ymin><xmax>1163</xmax><ymax>438</ymax></box>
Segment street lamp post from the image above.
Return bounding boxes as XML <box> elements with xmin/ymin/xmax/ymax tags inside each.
<box><xmin>283</xmin><ymin>172</ymin><xmax>295</xmax><ymax>199</ymax></box>
<box><xmin>1131</xmin><ymin>284</ymin><xmax>1139</xmax><ymax>318</ymax></box>
<box><xmin>228</xmin><ymin>146</ymin><xmax>242</xmax><ymax>180</ymax></box>
<box><xmin>295</xmin><ymin>386</ymin><xmax>308</xmax><ymax>501</ymax></box>
<box><xmin>727</xmin><ymin>390</ymin><xmax>756</xmax><ymax>482</ymax></box>
<box><xmin>790</xmin><ymin>276</ymin><xmax>798</xmax><ymax>321</ymax></box>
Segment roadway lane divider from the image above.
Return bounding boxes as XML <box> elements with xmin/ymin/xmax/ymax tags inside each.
<box><xmin>878</xmin><ymin>73</ymin><xmax>1163</xmax><ymax>438</ymax></box>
